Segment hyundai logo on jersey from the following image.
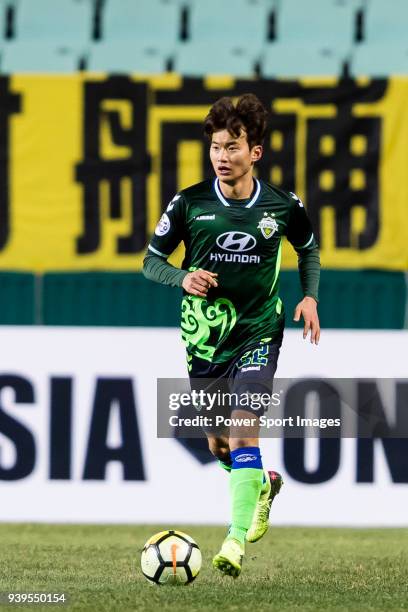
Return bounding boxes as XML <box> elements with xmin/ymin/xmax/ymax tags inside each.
<box><xmin>216</xmin><ymin>232</ymin><xmax>257</xmax><ymax>252</ymax></box>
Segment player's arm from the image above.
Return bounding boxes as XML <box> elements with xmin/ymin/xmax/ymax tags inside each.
<box><xmin>286</xmin><ymin>194</ymin><xmax>321</xmax><ymax>345</ymax></box>
<box><xmin>143</xmin><ymin>195</ymin><xmax>217</xmax><ymax>297</ymax></box>
<box><xmin>144</xmin><ymin>253</ymin><xmax>218</xmax><ymax>297</ymax></box>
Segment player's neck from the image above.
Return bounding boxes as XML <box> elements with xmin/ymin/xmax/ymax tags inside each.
<box><xmin>218</xmin><ymin>173</ymin><xmax>255</xmax><ymax>200</ymax></box>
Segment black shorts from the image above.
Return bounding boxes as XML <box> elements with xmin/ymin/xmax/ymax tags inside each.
<box><xmin>187</xmin><ymin>333</ymin><xmax>283</xmax><ymax>425</ymax></box>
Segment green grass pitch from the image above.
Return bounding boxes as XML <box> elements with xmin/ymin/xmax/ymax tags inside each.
<box><xmin>1</xmin><ymin>524</ymin><xmax>407</xmax><ymax>611</ymax></box>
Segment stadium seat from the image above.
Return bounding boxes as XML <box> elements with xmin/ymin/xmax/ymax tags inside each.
<box><xmin>188</xmin><ymin>0</ymin><xmax>271</xmax><ymax>44</ymax></box>
<box><xmin>14</xmin><ymin>0</ymin><xmax>93</xmax><ymax>44</ymax></box>
<box><xmin>102</xmin><ymin>0</ymin><xmax>180</xmax><ymax>51</ymax></box>
<box><xmin>88</xmin><ymin>41</ymin><xmax>167</xmax><ymax>73</ymax></box>
<box><xmin>276</xmin><ymin>0</ymin><xmax>356</xmax><ymax>49</ymax></box>
<box><xmin>1</xmin><ymin>42</ymin><xmax>81</xmax><ymax>72</ymax></box>
<box><xmin>262</xmin><ymin>42</ymin><xmax>346</xmax><ymax>77</ymax></box>
<box><xmin>174</xmin><ymin>42</ymin><xmax>256</xmax><ymax>77</ymax></box>
<box><xmin>363</xmin><ymin>0</ymin><xmax>408</xmax><ymax>43</ymax></box>
<box><xmin>351</xmin><ymin>43</ymin><xmax>408</xmax><ymax>77</ymax></box>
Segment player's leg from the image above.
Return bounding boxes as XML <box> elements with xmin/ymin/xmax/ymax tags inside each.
<box><xmin>240</xmin><ymin>339</ymin><xmax>284</xmax><ymax>543</ymax></box>
<box><xmin>228</xmin><ymin>415</ymin><xmax>264</xmax><ymax>546</ymax></box>
<box><xmin>208</xmin><ymin>420</ymin><xmax>265</xmax><ymax>547</ymax></box>
<box><xmin>213</xmin><ymin>415</ymin><xmax>262</xmax><ymax>577</ymax></box>
<box><xmin>206</xmin><ymin>433</ymin><xmax>232</xmax><ymax>472</ymax></box>
<box><xmin>213</xmin><ymin>339</ymin><xmax>284</xmax><ymax>575</ymax></box>
<box><xmin>205</xmin><ymin>430</ymin><xmax>249</xmax><ymax>577</ymax></box>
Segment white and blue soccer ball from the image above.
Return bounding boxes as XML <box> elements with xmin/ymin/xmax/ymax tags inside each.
<box><xmin>141</xmin><ymin>530</ymin><xmax>202</xmax><ymax>585</ymax></box>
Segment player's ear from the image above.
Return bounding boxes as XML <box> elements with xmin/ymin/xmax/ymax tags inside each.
<box><xmin>251</xmin><ymin>144</ymin><xmax>263</xmax><ymax>162</ymax></box>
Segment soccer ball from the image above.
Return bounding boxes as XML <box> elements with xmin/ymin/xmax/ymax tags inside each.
<box><xmin>141</xmin><ymin>530</ymin><xmax>202</xmax><ymax>585</ymax></box>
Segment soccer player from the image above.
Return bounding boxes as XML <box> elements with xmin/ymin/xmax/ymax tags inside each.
<box><xmin>143</xmin><ymin>94</ymin><xmax>320</xmax><ymax>577</ymax></box>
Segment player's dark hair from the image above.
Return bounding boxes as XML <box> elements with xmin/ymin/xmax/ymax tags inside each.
<box><xmin>204</xmin><ymin>94</ymin><xmax>268</xmax><ymax>149</ymax></box>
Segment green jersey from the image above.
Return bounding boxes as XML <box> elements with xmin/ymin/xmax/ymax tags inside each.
<box><xmin>148</xmin><ymin>178</ymin><xmax>318</xmax><ymax>364</ymax></box>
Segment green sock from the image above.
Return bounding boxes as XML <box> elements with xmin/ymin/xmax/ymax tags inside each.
<box><xmin>229</xmin><ymin>467</ymin><xmax>263</xmax><ymax>545</ymax></box>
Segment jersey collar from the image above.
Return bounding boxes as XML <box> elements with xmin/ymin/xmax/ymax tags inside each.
<box><xmin>214</xmin><ymin>177</ymin><xmax>261</xmax><ymax>209</ymax></box>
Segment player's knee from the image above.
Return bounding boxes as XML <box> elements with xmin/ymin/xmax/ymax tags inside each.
<box><xmin>229</xmin><ymin>438</ymin><xmax>258</xmax><ymax>451</ymax></box>
<box><xmin>207</xmin><ymin>438</ymin><xmax>230</xmax><ymax>462</ymax></box>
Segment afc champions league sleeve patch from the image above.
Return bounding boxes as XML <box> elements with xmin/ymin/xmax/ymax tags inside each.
<box><xmin>155</xmin><ymin>213</ymin><xmax>171</xmax><ymax>236</ymax></box>
<box><xmin>289</xmin><ymin>192</ymin><xmax>304</xmax><ymax>207</ymax></box>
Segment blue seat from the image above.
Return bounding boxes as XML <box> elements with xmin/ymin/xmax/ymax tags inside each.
<box><xmin>88</xmin><ymin>41</ymin><xmax>167</xmax><ymax>73</ymax></box>
<box><xmin>102</xmin><ymin>0</ymin><xmax>180</xmax><ymax>50</ymax></box>
<box><xmin>351</xmin><ymin>43</ymin><xmax>408</xmax><ymax>77</ymax></box>
<box><xmin>276</xmin><ymin>0</ymin><xmax>356</xmax><ymax>49</ymax></box>
<box><xmin>188</xmin><ymin>0</ymin><xmax>270</xmax><ymax>45</ymax></box>
<box><xmin>14</xmin><ymin>0</ymin><xmax>93</xmax><ymax>44</ymax></box>
<box><xmin>1</xmin><ymin>41</ymin><xmax>80</xmax><ymax>72</ymax></box>
<box><xmin>262</xmin><ymin>42</ymin><xmax>345</xmax><ymax>77</ymax></box>
<box><xmin>364</xmin><ymin>0</ymin><xmax>408</xmax><ymax>43</ymax></box>
<box><xmin>174</xmin><ymin>41</ymin><xmax>256</xmax><ymax>77</ymax></box>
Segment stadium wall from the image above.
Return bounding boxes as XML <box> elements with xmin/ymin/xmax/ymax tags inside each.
<box><xmin>0</xmin><ymin>270</ymin><xmax>406</xmax><ymax>328</ymax></box>
<box><xmin>0</xmin><ymin>327</ymin><xmax>407</xmax><ymax>526</ymax></box>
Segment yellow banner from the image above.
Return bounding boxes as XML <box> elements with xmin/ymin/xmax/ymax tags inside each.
<box><xmin>0</xmin><ymin>74</ymin><xmax>406</xmax><ymax>271</ymax></box>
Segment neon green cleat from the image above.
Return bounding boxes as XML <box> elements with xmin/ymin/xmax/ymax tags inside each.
<box><xmin>212</xmin><ymin>538</ymin><xmax>244</xmax><ymax>578</ymax></box>
<box><xmin>246</xmin><ymin>470</ymin><xmax>283</xmax><ymax>543</ymax></box>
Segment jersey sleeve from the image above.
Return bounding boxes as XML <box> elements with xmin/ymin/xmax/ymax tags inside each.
<box><xmin>147</xmin><ymin>193</ymin><xmax>186</xmax><ymax>258</ymax></box>
<box><xmin>285</xmin><ymin>192</ymin><xmax>318</xmax><ymax>252</ymax></box>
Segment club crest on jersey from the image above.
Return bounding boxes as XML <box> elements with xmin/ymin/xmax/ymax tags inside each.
<box><xmin>257</xmin><ymin>213</ymin><xmax>279</xmax><ymax>239</ymax></box>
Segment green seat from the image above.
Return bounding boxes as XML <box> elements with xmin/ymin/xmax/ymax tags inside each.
<box><xmin>188</xmin><ymin>0</ymin><xmax>270</xmax><ymax>44</ymax></box>
<box><xmin>262</xmin><ymin>42</ymin><xmax>345</xmax><ymax>77</ymax></box>
<box><xmin>88</xmin><ymin>41</ymin><xmax>167</xmax><ymax>73</ymax></box>
<box><xmin>351</xmin><ymin>43</ymin><xmax>408</xmax><ymax>77</ymax></box>
<box><xmin>1</xmin><ymin>41</ymin><xmax>81</xmax><ymax>72</ymax></box>
<box><xmin>364</xmin><ymin>0</ymin><xmax>408</xmax><ymax>43</ymax></box>
<box><xmin>102</xmin><ymin>0</ymin><xmax>180</xmax><ymax>51</ymax></box>
<box><xmin>14</xmin><ymin>0</ymin><xmax>93</xmax><ymax>44</ymax></box>
<box><xmin>175</xmin><ymin>41</ymin><xmax>256</xmax><ymax>77</ymax></box>
<box><xmin>277</xmin><ymin>0</ymin><xmax>356</xmax><ymax>49</ymax></box>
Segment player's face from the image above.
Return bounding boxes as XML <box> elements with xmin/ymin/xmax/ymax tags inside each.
<box><xmin>209</xmin><ymin>129</ymin><xmax>262</xmax><ymax>183</ymax></box>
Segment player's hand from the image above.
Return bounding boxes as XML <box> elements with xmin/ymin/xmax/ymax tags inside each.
<box><xmin>182</xmin><ymin>269</ymin><xmax>218</xmax><ymax>298</ymax></box>
<box><xmin>293</xmin><ymin>296</ymin><xmax>320</xmax><ymax>345</ymax></box>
